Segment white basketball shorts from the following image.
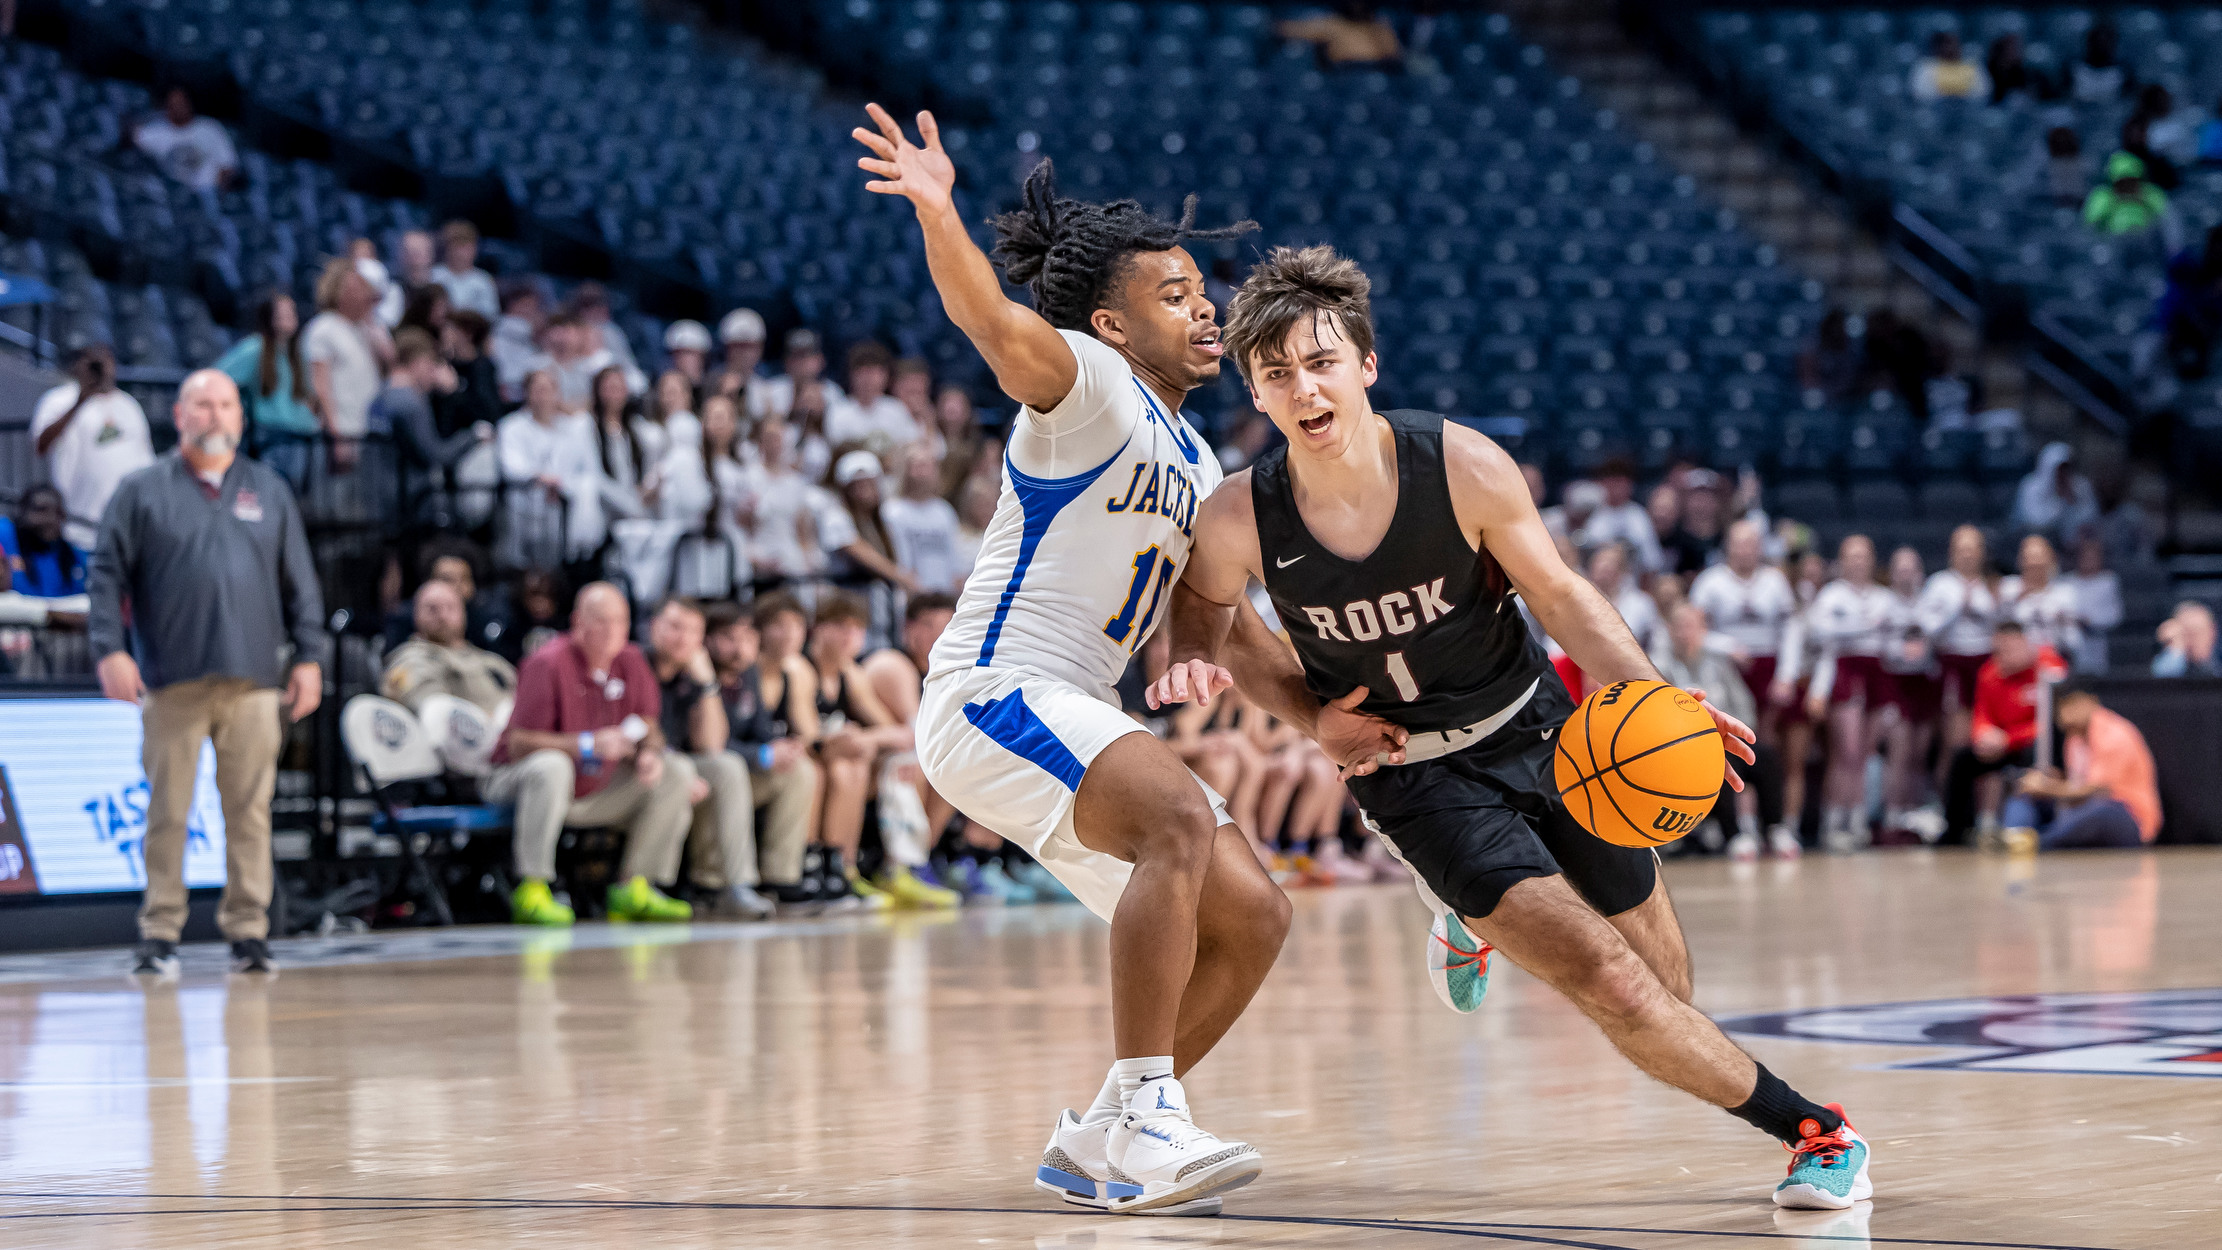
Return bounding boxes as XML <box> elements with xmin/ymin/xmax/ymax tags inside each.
<box><xmin>916</xmin><ymin>663</ymin><xmax>1231</xmax><ymax>922</ymax></box>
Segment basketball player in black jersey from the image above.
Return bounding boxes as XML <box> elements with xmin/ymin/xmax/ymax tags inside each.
<box><xmin>1148</xmin><ymin>246</ymin><xmax>1875</xmax><ymax>1211</ymax></box>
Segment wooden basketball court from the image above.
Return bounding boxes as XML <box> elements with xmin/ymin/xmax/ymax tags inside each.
<box><xmin>2</xmin><ymin>850</ymin><xmax>2216</xmax><ymax>1249</ymax></box>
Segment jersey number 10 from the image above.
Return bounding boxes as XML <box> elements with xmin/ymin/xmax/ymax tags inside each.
<box><xmin>1104</xmin><ymin>544</ymin><xmax>1176</xmax><ymax>651</ymax></box>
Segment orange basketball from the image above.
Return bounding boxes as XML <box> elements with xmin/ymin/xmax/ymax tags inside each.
<box><xmin>1551</xmin><ymin>680</ymin><xmax>1725</xmax><ymax>849</ymax></box>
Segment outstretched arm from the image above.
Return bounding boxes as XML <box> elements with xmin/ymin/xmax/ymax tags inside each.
<box><xmin>1443</xmin><ymin>424</ymin><xmax>1754</xmax><ymax>787</ymax></box>
<box><xmin>1149</xmin><ymin>475</ymin><xmax>1407</xmax><ymax>777</ymax></box>
<box><xmin>854</xmin><ymin>104</ymin><xmax>1075</xmax><ymax>413</ymax></box>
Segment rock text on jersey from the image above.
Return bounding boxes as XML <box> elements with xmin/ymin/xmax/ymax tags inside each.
<box><xmin>1300</xmin><ymin>578</ymin><xmax>1453</xmax><ymax>643</ymax></box>
<box><xmin>1104</xmin><ymin>460</ymin><xmax>1199</xmax><ymax>538</ymax></box>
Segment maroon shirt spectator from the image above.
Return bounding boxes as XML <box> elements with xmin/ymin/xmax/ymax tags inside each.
<box><xmin>496</xmin><ymin>630</ymin><xmax>661</xmax><ymax>798</ymax></box>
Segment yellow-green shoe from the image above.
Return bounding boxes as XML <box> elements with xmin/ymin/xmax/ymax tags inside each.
<box><xmin>846</xmin><ymin>871</ymin><xmax>894</xmax><ymax>911</ymax></box>
<box><xmin>606</xmin><ymin>875</ymin><xmax>693</xmax><ymax>923</ymax></box>
<box><xmin>879</xmin><ymin>865</ymin><xmax>960</xmax><ymax>910</ymax></box>
<box><xmin>511</xmin><ymin>879</ymin><xmax>575</xmax><ymax>927</ymax></box>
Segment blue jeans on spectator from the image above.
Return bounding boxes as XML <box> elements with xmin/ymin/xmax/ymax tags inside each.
<box><xmin>2000</xmin><ymin>794</ymin><xmax>2145</xmax><ymax>849</ymax></box>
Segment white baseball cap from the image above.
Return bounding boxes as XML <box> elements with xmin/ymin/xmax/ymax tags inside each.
<box><xmin>833</xmin><ymin>449</ymin><xmax>884</xmax><ymax>487</ymax></box>
<box><xmin>719</xmin><ymin>307</ymin><xmax>766</xmax><ymax>344</ymax></box>
<box><xmin>663</xmin><ymin>320</ymin><xmax>712</xmax><ymax>353</ymax></box>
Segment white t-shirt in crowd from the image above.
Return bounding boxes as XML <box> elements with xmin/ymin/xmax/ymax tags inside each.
<box><xmin>31</xmin><ymin>384</ymin><xmax>155</xmax><ymax>549</ymax></box>
<box><xmin>133</xmin><ymin>116</ymin><xmax>238</xmax><ymax>190</ymax></box>
<box><xmin>742</xmin><ymin>463</ymin><xmax>817</xmax><ymax>578</ymax></box>
<box><xmin>1687</xmin><ymin>563</ymin><xmax>1796</xmax><ymax>659</ymax></box>
<box><xmin>496</xmin><ymin>410</ymin><xmax>607</xmax><ymax>558</ymax></box>
<box><xmin>301</xmin><ymin>311</ymin><xmax>382</xmax><ymax>437</ymax></box>
<box><xmin>881</xmin><ymin>493</ymin><xmax>966</xmax><ymax>592</ymax></box>
<box><xmin>827</xmin><ymin>395</ymin><xmax>923</xmax><ymax>451</ymax></box>
<box><xmin>1578</xmin><ymin>502</ymin><xmax>1665</xmax><ymax>574</ymax></box>
<box><xmin>430</xmin><ymin>265</ymin><xmax>500</xmax><ymax>320</ymax></box>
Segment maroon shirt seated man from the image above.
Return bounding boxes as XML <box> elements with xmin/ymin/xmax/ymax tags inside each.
<box><xmin>483</xmin><ymin>581</ymin><xmax>697</xmax><ymax>925</ymax></box>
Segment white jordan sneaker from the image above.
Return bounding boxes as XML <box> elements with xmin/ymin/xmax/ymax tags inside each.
<box><xmin>1033</xmin><ymin>1109</ymin><xmax>1223</xmax><ymax>1216</ymax></box>
<box><xmin>1105</xmin><ymin>1076</ymin><xmax>1263</xmax><ymax>1214</ymax></box>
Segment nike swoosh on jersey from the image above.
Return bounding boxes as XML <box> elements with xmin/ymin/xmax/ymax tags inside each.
<box><xmin>1541</xmin><ymin>728</ymin><xmax>1553</xmax><ymax>739</ymax></box>
<box><xmin>1275</xmin><ymin>555</ymin><xmax>1305</xmax><ymax>568</ymax></box>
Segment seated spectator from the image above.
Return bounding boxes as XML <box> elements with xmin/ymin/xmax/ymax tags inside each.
<box><xmin>482</xmin><ymin>583</ymin><xmax>697</xmax><ymax>926</ymax></box>
<box><xmin>821</xmin><ymin>450</ymin><xmax>922</xmax><ymax>596</ymax></box>
<box><xmin>2066</xmin><ymin>21</ymin><xmax>2135</xmax><ymax>103</ymax></box>
<box><xmin>713</xmin><ymin>308</ymin><xmax>768</xmax><ymax>415</ymax></box>
<box><xmin>804</xmin><ymin>591</ymin><xmax>952</xmax><ymax>908</ymax></box>
<box><xmin>1276</xmin><ymin>2</ymin><xmax>1400</xmax><ymax>69</ymax></box>
<box><xmin>2138</xmin><ymin>84</ymin><xmax>2201</xmax><ymax>166</ymax></box>
<box><xmin>742</xmin><ymin>418</ymin><xmax>819</xmax><ymax>584</ymax></box>
<box><xmin>662</xmin><ymin>320</ymin><xmax>712</xmax><ymax>387</ymax></box>
<box><xmin>379</xmin><ymin>578</ymin><xmax>516</xmax><ymax>716</ymax></box>
<box><xmin>881</xmin><ymin>445</ymin><xmax>967</xmax><ymax>594</ymax></box>
<box><xmin>2060</xmin><ymin>535</ymin><xmax>2120</xmax><ymax>674</ymax></box>
<box><xmin>2012</xmin><ymin>443</ymin><xmax>2101</xmax><ymax>547</ymax></box>
<box><xmin>764</xmin><ymin>330</ymin><xmax>847</xmax><ymax>478</ymax></box>
<box><xmin>1656</xmin><ymin>602</ymin><xmax>1787</xmax><ymax>859</ymax></box>
<box><xmin>1543</xmin><ymin>478</ymin><xmax>1604</xmax><ymax>550</ymax></box>
<box><xmin>130</xmin><ymin>86</ymin><xmax>238</xmax><ymax>191</ymax></box>
<box><xmin>568</xmin><ymin>283</ymin><xmax>641</xmax><ymax>392</ymax></box>
<box><xmin>500</xmin><ymin>567</ymin><xmax>567</xmax><ymax>663</ymax></box>
<box><xmin>2151</xmin><ymin>601</ymin><xmax>2220</xmax><ymax>677</ymax></box>
<box><xmin>438</xmin><ymin>310</ymin><xmax>505</xmax><ymax>434</ymax></box>
<box><xmin>526</xmin><ymin>314</ymin><xmax>611</xmax><ymax>409</ymax></box>
<box><xmin>1664</xmin><ymin>471</ymin><xmax>1727</xmax><ymax>574</ymax></box>
<box><xmin>218</xmin><ymin>290</ymin><xmax>321</xmax><ymax>492</ymax></box>
<box><xmin>430</xmin><ymin>220</ymin><xmax>498</xmax><ymax>320</ymax></box>
<box><xmin>0</xmin><ymin>485</ymin><xmax>88</xmax><ymax>603</ymax></box>
<box><xmin>892</xmin><ymin>358</ymin><xmax>935</xmax><ymax>440</ymax></box>
<box><xmin>1944</xmin><ymin>622</ymin><xmax>2067</xmax><ymax>845</ymax></box>
<box><xmin>398</xmin><ymin>284</ymin><xmax>450</xmax><ymax>342</ymax></box>
<box><xmin>390</xmin><ymin>230</ymin><xmax>436</xmax><ymax>319</ymax></box>
<box><xmin>1586</xmin><ymin>541</ymin><xmax>1660</xmax><ymax>656</ymax></box>
<box><xmin>496</xmin><ymin>370</ymin><xmax>607</xmax><ymax>570</ymax></box>
<box><xmin>304</xmin><ymin>258</ymin><xmax>388</xmax><ymax>467</ymax></box>
<box><xmin>1577</xmin><ymin>458</ymin><xmax>1662</xmax><ymax>573</ymax></box>
<box><xmin>1911</xmin><ymin>31</ymin><xmax>1989</xmax><ymax>102</ymax></box>
<box><xmin>1986</xmin><ymin>32</ymin><xmax>2043</xmax><ymax>104</ymax></box>
<box><xmin>491</xmin><ymin>279</ymin><xmax>546</xmax><ymax>400</ymax></box>
<box><xmin>953</xmin><ymin>472</ymin><xmax>997</xmax><ymax>580</ymax></box>
<box><xmin>704</xmin><ymin>601</ymin><xmax>818</xmax><ymax>903</ymax></box>
<box><xmin>2157</xmin><ymin>225</ymin><xmax>2222</xmax><ymax>380</ymax></box>
<box><xmin>643</xmin><ymin>598</ymin><xmax>778</xmax><ymax>919</ymax></box>
<box><xmin>2116</xmin><ymin>115</ymin><xmax>2181</xmax><ymax>192</ymax></box>
<box><xmin>1797</xmin><ymin>308</ymin><xmax>1863</xmax><ymax>400</ymax></box>
<box><xmin>2037</xmin><ymin>127</ymin><xmax>2088</xmax><ymax>208</ymax></box>
<box><xmin>33</xmin><ymin>343</ymin><xmax>153</xmax><ymax>551</ymax></box>
<box><xmin>381</xmin><ymin>328</ymin><xmax>490</xmax><ymax>526</ymax></box>
<box><xmin>2084</xmin><ymin>152</ymin><xmax>2170</xmax><ymax>238</ymax></box>
<box><xmin>931</xmin><ymin>382</ymin><xmax>985</xmax><ymax>495</ymax></box>
<box><xmin>828</xmin><ymin>340</ymin><xmax>922</xmax><ymax>453</ymax></box>
<box><xmin>587</xmin><ymin>365</ymin><xmax>649</xmax><ymax>518</ymax></box>
<box><xmin>380</xmin><ymin>537</ymin><xmax>505</xmax><ymax>653</ymax></box>
<box><xmin>2003</xmin><ymin>689</ymin><xmax>2161</xmax><ymax>849</ymax></box>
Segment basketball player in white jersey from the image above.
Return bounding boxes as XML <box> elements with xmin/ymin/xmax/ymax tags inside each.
<box><xmin>853</xmin><ymin>106</ymin><xmax>1400</xmax><ymax>1215</ymax></box>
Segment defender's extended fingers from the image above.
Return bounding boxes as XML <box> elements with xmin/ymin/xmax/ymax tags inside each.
<box><xmin>864</xmin><ymin>102</ymin><xmax>906</xmax><ymax>144</ymax></box>
<box><xmin>916</xmin><ymin>109</ymin><xmax>942</xmax><ymax>149</ymax></box>
<box><xmin>851</xmin><ymin>126</ymin><xmax>897</xmax><ymax>159</ymax></box>
<box><xmin>857</xmin><ymin>157</ymin><xmax>898</xmax><ymax>178</ymax></box>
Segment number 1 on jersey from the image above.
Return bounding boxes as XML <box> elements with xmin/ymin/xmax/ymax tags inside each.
<box><xmin>1385</xmin><ymin>651</ymin><xmax>1420</xmax><ymax>701</ymax></box>
<box><xmin>1104</xmin><ymin>545</ymin><xmax>1164</xmax><ymax>645</ymax></box>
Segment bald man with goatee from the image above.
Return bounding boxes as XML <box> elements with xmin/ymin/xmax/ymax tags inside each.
<box><xmin>89</xmin><ymin>369</ymin><xmax>327</xmax><ymax>977</ymax></box>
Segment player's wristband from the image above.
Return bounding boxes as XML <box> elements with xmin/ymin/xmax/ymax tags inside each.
<box><xmin>757</xmin><ymin>743</ymin><xmax>776</xmax><ymax>770</ymax></box>
<box><xmin>578</xmin><ymin>731</ymin><xmax>596</xmax><ymax>763</ymax></box>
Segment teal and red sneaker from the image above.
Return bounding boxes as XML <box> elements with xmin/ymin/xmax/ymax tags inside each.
<box><xmin>1773</xmin><ymin>1104</ymin><xmax>1873</xmax><ymax>1210</ymax></box>
<box><xmin>1426</xmin><ymin>911</ymin><xmax>1493</xmax><ymax>1014</ymax></box>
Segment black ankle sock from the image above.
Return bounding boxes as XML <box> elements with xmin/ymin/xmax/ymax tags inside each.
<box><xmin>1727</xmin><ymin>1065</ymin><xmax>1841</xmax><ymax>1145</ymax></box>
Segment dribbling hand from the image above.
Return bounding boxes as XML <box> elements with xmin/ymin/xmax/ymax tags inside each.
<box><xmin>853</xmin><ymin>104</ymin><xmax>955</xmax><ymax>217</ymax></box>
<box><xmin>1685</xmin><ymin>688</ymin><xmax>1756</xmax><ymax>793</ymax></box>
<box><xmin>1145</xmin><ymin>659</ymin><xmax>1234</xmax><ymax>710</ymax></box>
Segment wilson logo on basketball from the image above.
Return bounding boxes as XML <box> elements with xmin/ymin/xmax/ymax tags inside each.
<box><xmin>1551</xmin><ymin>680</ymin><xmax>1726</xmax><ymax>849</ymax></box>
<box><xmin>1651</xmin><ymin>807</ymin><xmax>1700</xmax><ymax>836</ymax></box>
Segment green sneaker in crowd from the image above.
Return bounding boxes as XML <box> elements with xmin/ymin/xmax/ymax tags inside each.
<box><xmin>511</xmin><ymin>879</ymin><xmax>576</xmax><ymax>927</ymax></box>
<box><xmin>606</xmin><ymin>875</ymin><xmax>693</xmax><ymax>923</ymax></box>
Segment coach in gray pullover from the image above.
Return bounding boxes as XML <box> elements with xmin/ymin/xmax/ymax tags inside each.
<box><xmin>89</xmin><ymin>368</ymin><xmax>327</xmax><ymax>976</ymax></box>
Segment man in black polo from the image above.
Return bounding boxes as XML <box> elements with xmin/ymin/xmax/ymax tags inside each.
<box><xmin>89</xmin><ymin>369</ymin><xmax>326</xmax><ymax>976</ymax></box>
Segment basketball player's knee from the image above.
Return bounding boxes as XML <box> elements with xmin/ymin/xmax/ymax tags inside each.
<box><xmin>1131</xmin><ymin>790</ymin><xmax>1219</xmax><ymax>874</ymax></box>
<box><xmin>1576</xmin><ymin>950</ymin><xmax>1669</xmax><ymax>1027</ymax></box>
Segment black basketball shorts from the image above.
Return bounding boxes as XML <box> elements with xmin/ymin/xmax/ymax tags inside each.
<box><xmin>1345</xmin><ymin>679</ymin><xmax>1658</xmax><ymax>922</ymax></box>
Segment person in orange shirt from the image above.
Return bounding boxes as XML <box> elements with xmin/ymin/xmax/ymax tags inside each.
<box><xmin>1943</xmin><ymin>622</ymin><xmax>2068</xmax><ymax>845</ymax></box>
<box><xmin>2002</xmin><ymin>689</ymin><xmax>2162</xmax><ymax>848</ymax></box>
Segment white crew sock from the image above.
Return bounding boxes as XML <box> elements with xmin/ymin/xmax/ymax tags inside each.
<box><xmin>1737</xmin><ymin>809</ymin><xmax>1761</xmax><ymax>839</ymax></box>
<box><xmin>1078</xmin><ymin>1065</ymin><xmax>1125</xmax><ymax>1127</ymax></box>
<box><xmin>1115</xmin><ymin>1055</ymin><xmax>1176</xmax><ymax>1108</ymax></box>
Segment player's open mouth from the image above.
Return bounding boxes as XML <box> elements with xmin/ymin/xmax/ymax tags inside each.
<box><xmin>1297</xmin><ymin>411</ymin><xmax>1334</xmax><ymax>438</ymax></box>
<box><xmin>1191</xmin><ymin>330</ymin><xmax>1223</xmax><ymax>357</ymax></box>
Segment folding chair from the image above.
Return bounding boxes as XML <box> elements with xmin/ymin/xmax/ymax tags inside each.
<box><xmin>340</xmin><ymin>695</ymin><xmax>512</xmax><ymax>926</ymax></box>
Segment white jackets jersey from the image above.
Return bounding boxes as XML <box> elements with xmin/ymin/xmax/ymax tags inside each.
<box><xmin>1687</xmin><ymin>564</ymin><xmax>1796</xmax><ymax>658</ymax></box>
<box><xmin>1916</xmin><ymin>569</ymin><xmax>2002</xmax><ymax>657</ymax></box>
<box><xmin>1806</xmin><ymin>580</ymin><xmax>1895</xmax><ymax>659</ymax></box>
<box><xmin>2000</xmin><ymin>575</ymin><xmax>2083</xmax><ymax>655</ymax></box>
<box><xmin>928</xmin><ymin>331</ymin><xmax>1223</xmax><ymax>702</ymax></box>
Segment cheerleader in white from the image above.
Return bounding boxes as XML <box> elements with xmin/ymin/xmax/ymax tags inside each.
<box><xmin>1804</xmin><ymin>536</ymin><xmax>1896</xmax><ymax>852</ymax></box>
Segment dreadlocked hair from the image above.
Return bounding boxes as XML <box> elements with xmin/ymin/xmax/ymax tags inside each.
<box><xmin>987</xmin><ymin>158</ymin><xmax>1257</xmax><ymax>332</ymax></box>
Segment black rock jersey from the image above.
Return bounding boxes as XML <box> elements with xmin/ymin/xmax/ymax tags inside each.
<box><xmin>1251</xmin><ymin>410</ymin><xmax>1550</xmax><ymax>735</ymax></box>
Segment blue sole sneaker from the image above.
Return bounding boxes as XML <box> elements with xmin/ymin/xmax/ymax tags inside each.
<box><xmin>1033</xmin><ymin>1109</ymin><xmax>1222</xmax><ymax>1217</ymax></box>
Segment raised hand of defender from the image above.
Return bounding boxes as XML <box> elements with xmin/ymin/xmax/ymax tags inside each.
<box><xmin>1687</xmin><ymin>687</ymin><xmax>1757</xmax><ymax>793</ymax></box>
<box><xmin>853</xmin><ymin>103</ymin><xmax>955</xmax><ymax>216</ymax></box>
<box><xmin>1146</xmin><ymin>659</ymin><xmax>1234</xmax><ymax>710</ymax></box>
<box><xmin>1321</xmin><ymin>686</ymin><xmax>1410</xmax><ymax>780</ymax></box>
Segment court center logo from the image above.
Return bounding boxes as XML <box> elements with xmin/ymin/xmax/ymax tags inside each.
<box><xmin>1721</xmin><ymin>989</ymin><xmax>2222</xmax><ymax>1078</ymax></box>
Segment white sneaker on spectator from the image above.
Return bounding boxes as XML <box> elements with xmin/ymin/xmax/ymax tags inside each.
<box><xmin>1901</xmin><ymin>804</ymin><xmax>1947</xmax><ymax>843</ymax></box>
<box><xmin>1726</xmin><ymin>829</ymin><xmax>1761</xmax><ymax>862</ymax></box>
<box><xmin>1768</xmin><ymin>825</ymin><xmax>1803</xmax><ymax>860</ymax></box>
<box><xmin>1033</xmin><ymin>1109</ymin><xmax>1221</xmax><ymax>1216</ymax></box>
<box><xmin>723</xmin><ymin>884</ymin><xmax>777</xmax><ymax>919</ymax></box>
<box><xmin>1106</xmin><ymin>1076</ymin><xmax>1262</xmax><ymax>1214</ymax></box>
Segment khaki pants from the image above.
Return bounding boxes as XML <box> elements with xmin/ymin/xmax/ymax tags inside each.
<box><xmin>139</xmin><ymin>676</ymin><xmax>283</xmax><ymax>943</ymax></box>
<box><xmin>683</xmin><ymin>751</ymin><xmax>817</xmax><ymax>890</ymax></box>
<box><xmin>483</xmin><ymin>749</ymin><xmax>697</xmax><ymax>884</ymax></box>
